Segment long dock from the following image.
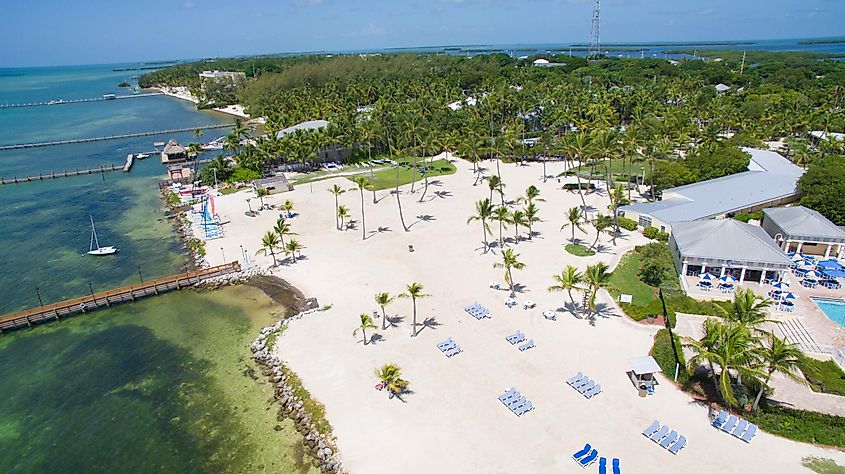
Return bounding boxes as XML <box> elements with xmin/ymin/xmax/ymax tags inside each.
<box><xmin>0</xmin><ymin>262</ymin><xmax>241</xmax><ymax>333</ymax></box>
<box><xmin>0</xmin><ymin>164</ymin><xmax>123</xmax><ymax>185</ymax></box>
<box><xmin>0</xmin><ymin>123</ymin><xmax>234</xmax><ymax>151</ymax></box>
<box><xmin>0</xmin><ymin>92</ymin><xmax>164</xmax><ymax>109</ymax></box>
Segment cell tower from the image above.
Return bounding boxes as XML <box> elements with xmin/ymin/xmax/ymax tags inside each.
<box><xmin>588</xmin><ymin>0</ymin><xmax>601</xmax><ymax>59</ymax></box>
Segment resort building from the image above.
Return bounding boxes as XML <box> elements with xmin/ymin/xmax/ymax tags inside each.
<box><xmin>619</xmin><ymin>148</ymin><xmax>804</xmax><ymax>233</ymax></box>
<box><xmin>253</xmin><ymin>175</ymin><xmax>293</xmax><ymax>195</ymax></box>
<box><xmin>808</xmin><ymin>130</ymin><xmax>845</xmax><ymax>147</ymax></box>
<box><xmin>198</xmin><ymin>70</ymin><xmax>246</xmax><ymax>81</ymax></box>
<box><xmin>275</xmin><ymin>119</ymin><xmax>329</xmax><ymax>139</ymax></box>
<box><xmin>669</xmin><ymin>219</ymin><xmax>792</xmax><ymax>284</ymax></box>
<box><xmin>761</xmin><ymin>206</ymin><xmax>845</xmax><ymax>259</ymax></box>
<box><xmin>160</xmin><ymin>139</ymin><xmax>188</xmax><ymax>164</ymax></box>
<box><xmin>275</xmin><ymin>120</ymin><xmax>355</xmax><ymax>164</ymax></box>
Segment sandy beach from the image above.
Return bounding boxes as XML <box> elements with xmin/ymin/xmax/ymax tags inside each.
<box><xmin>204</xmin><ymin>159</ymin><xmax>845</xmax><ymax>473</ymax></box>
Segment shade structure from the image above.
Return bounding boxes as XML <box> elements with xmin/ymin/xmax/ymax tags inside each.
<box><xmin>720</xmin><ymin>274</ymin><xmax>737</xmax><ymax>283</ymax></box>
<box><xmin>791</xmin><ymin>254</ymin><xmax>805</xmax><ymax>262</ymax></box>
<box><xmin>807</xmin><ymin>270</ymin><xmax>824</xmax><ymax>279</ymax></box>
<box><xmin>772</xmin><ymin>281</ymin><xmax>789</xmax><ymax>290</ymax></box>
<box><xmin>824</xmin><ymin>269</ymin><xmax>845</xmax><ymax>279</ymax></box>
<box><xmin>784</xmin><ymin>292</ymin><xmax>797</xmax><ymax>300</ymax></box>
<box><xmin>628</xmin><ymin>355</ymin><xmax>662</xmax><ymax>376</ymax></box>
<box><xmin>700</xmin><ymin>272</ymin><xmax>716</xmax><ymax>281</ymax></box>
<box><xmin>818</xmin><ymin>259</ymin><xmax>845</xmax><ymax>271</ymax></box>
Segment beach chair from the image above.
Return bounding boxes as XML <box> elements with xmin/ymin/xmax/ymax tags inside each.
<box><xmin>506</xmin><ymin>396</ymin><xmax>527</xmax><ymax>409</ymax></box>
<box><xmin>668</xmin><ymin>435</ymin><xmax>686</xmax><ymax>455</ymax></box>
<box><xmin>579</xmin><ymin>449</ymin><xmax>599</xmax><ymax>468</ymax></box>
<box><xmin>506</xmin><ymin>331</ymin><xmax>525</xmax><ymax>344</ymax></box>
<box><xmin>566</xmin><ymin>372</ymin><xmax>584</xmax><ymax>385</ymax></box>
<box><xmin>741</xmin><ymin>424</ymin><xmax>757</xmax><ymax>443</ymax></box>
<box><xmin>577</xmin><ymin>380</ymin><xmax>596</xmax><ymax>395</ymax></box>
<box><xmin>649</xmin><ymin>426</ymin><xmax>669</xmax><ymax>443</ymax></box>
<box><xmin>642</xmin><ymin>420</ymin><xmax>661</xmax><ymax>438</ymax></box>
<box><xmin>598</xmin><ymin>457</ymin><xmax>608</xmax><ymax>474</ymax></box>
<box><xmin>612</xmin><ymin>458</ymin><xmax>621</xmax><ymax>474</ymax></box>
<box><xmin>444</xmin><ymin>345</ymin><xmax>462</xmax><ymax>358</ymax></box>
<box><xmin>731</xmin><ymin>419</ymin><xmax>748</xmax><ymax>438</ymax></box>
<box><xmin>720</xmin><ymin>415</ymin><xmax>738</xmax><ymax>433</ymax></box>
<box><xmin>436</xmin><ymin>337</ymin><xmax>455</xmax><ymax>351</ymax></box>
<box><xmin>712</xmin><ymin>410</ymin><xmax>728</xmax><ymax>428</ymax></box>
<box><xmin>572</xmin><ymin>377</ymin><xmax>591</xmax><ymax>389</ymax></box>
<box><xmin>514</xmin><ymin>401</ymin><xmax>534</xmax><ymax>416</ymax></box>
<box><xmin>498</xmin><ymin>388</ymin><xmax>518</xmax><ymax>403</ymax></box>
<box><xmin>584</xmin><ymin>384</ymin><xmax>602</xmax><ymax>399</ymax></box>
<box><xmin>572</xmin><ymin>443</ymin><xmax>592</xmax><ymax>461</ymax></box>
<box><xmin>518</xmin><ymin>340</ymin><xmax>535</xmax><ymax>351</ymax></box>
<box><xmin>659</xmin><ymin>430</ymin><xmax>678</xmax><ymax>449</ymax></box>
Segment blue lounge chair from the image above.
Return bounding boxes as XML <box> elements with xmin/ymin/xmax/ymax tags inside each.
<box><xmin>506</xmin><ymin>331</ymin><xmax>526</xmax><ymax>344</ymax></box>
<box><xmin>612</xmin><ymin>458</ymin><xmax>621</xmax><ymax>474</ymax></box>
<box><xmin>659</xmin><ymin>430</ymin><xmax>678</xmax><ymax>448</ymax></box>
<box><xmin>572</xmin><ymin>377</ymin><xmax>591</xmax><ymax>389</ymax></box>
<box><xmin>731</xmin><ymin>419</ymin><xmax>748</xmax><ymax>438</ymax></box>
<box><xmin>515</xmin><ymin>400</ymin><xmax>534</xmax><ymax>416</ymax></box>
<box><xmin>507</xmin><ymin>396</ymin><xmax>527</xmax><ymax>409</ymax></box>
<box><xmin>584</xmin><ymin>384</ymin><xmax>602</xmax><ymax>398</ymax></box>
<box><xmin>444</xmin><ymin>345</ymin><xmax>462</xmax><ymax>357</ymax></box>
<box><xmin>598</xmin><ymin>457</ymin><xmax>608</xmax><ymax>474</ymax></box>
<box><xmin>712</xmin><ymin>410</ymin><xmax>728</xmax><ymax>428</ymax></box>
<box><xmin>577</xmin><ymin>380</ymin><xmax>595</xmax><ymax>394</ymax></box>
<box><xmin>566</xmin><ymin>372</ymin><xmax>584</xmax><ymax>385</ymax></box>
<box><xmin>572</xmin><ymin>443</ymin><xmax>591</xmax><ymax>461</ymax></box>
<box><xmin>436</xmin><ymin>337</ymin><xmax>455</xmax><ymax>350</ymax></box>
<box><xmin>518</xmin><ymin>339</ymin><xmax>535</xmax><ymax>351</ymax></box>
<box><xmin>498</xmin><ymin>388</ymin><xmax>517</xmax><ymax>403</ymax></box>
<box><xmin>579</xmin><ymin>449</ymin><xmax>599</xmax><ymax>467</ymax></box>
<box><xmin>720</xmin><ymin>415</ymin><xmax>738</xmax><ymax>433</ymax></box>
<box><xmin>741</xmin><ymin>424</ymin><xmax>757</xmax><ymax>443</ymax></box>
<box><xmin>668</xmin><ymin>435</ymin><xmax>686</xmax><ymax>455</ymax></box>
<box><xmin>650</xmin><ymin>426</ymin><xmax>669</xmax><ymax>442</ymax></box>
<box><xmin>642</xmin><ymin>420</ymin><xmax>660</xmax><ymax>437</ymax></box>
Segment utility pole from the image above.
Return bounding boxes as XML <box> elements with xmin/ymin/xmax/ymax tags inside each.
<box><xmin>588</xmin><ymin>0</ymin><xmax>601</xmax><ymax>59</ymax></box>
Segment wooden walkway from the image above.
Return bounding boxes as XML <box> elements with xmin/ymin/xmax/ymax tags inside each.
<box><xmin>0</xmin><ymin>124</ymin><xmax>234</xmax><ymax>151</ymax></box>
<box><xmin>0</xmin><ymin>164</ymin><xmax>123</xmax><ymax>185</ymax></box>
<box><xmin>0</xmin><ymin>93</ymin><xmax>164</xmax><ymax>109</ymax></box>
<box><xmin>0</xmin><ymin>262</ymin><xmax>241</xmax><ymax>333</ymax></box>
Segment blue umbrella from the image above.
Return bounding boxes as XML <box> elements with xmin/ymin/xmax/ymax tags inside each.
<box><xmin>699</xmin><ymin>272</ymin><xmax>715</xmax><ymax>281</ymax></box>
<box><xmin>824</xmin><ymin>269</ymin><xmax>845</xmax><ymax>279</ymax></box>
<box><xmin>720</xmin><ymin>274</ymin><xmax>737</xmax><ymax>284</ymax></box>
<box><xmin>807</xmin><ymin>270</ymin><xmax>824</xmax><ymax>279</ymax></box>
<box><xmin>784</xmin><ymin>292</ymin><xmax>797</xmax><ymax>300</ymax></box>
<box><xmin>772</xmin><ymin>281</ymin><xmax>789</xmax><ymax>290</ymax></box>
<box><xmin>818</xmin><ymin>259</ymin><xmax>845</xmax><ymax>271</ymax></box>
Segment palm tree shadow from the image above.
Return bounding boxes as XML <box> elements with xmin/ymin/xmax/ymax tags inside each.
<box><xmin>408</xmin><ymin>214</ymin><xmax>436</xmax><ymax>228</ymax></box>
<box><xmin>365</xmin><ymin>226</ymin><xmax>392</xmax><ymax>240</ymax></box>
<box><xmin>591</xmin><ymin>302</ymin><xmax>620</xmax><ymax>321</ymax></box>
<box><xmin>416</xmin><ymin>317</ymin><xmax>442</xmax><ymax>335</ymax></box>
<box><xmin>387</xmin><ymin>314</ymin><xmax>405</xmax><ymax>328</ymax></box>
<box><xmin>511</xmin><ymin>283</ymin><xmax>528</xmax><ymax>294</ymax></box>
<box><xmin>369</xmin><ymin>333</ymin><xmax>386</xmax><ymax>345</ymax></box>
<box><xmin>432</xmin><ymin>190</ymin><xmax>452</xmax><ymax>199</ymax></box>
<box><xmin>390</xmin><ymin>388</ymin><xmax>415</xmax><ymax>403</ymax></box>
<box><xmin>346</xmin><ymin>220</ymin><xmax>358</xmax><ymax>230</ymax></box>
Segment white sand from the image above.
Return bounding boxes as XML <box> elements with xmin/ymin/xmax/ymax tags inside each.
<box><xmin>207</xmin><ymin>159</ymin><xmax>845</xmax><ymax>473</ymax></box>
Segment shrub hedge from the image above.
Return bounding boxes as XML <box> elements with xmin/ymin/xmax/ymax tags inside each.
<box><xmin>651</xmin><ymin>329</ymin><xmax>689</xmax><ymax>385</ymax></box>
<box><xmin>618</xmin><ymin>216</ymin><xmax>638</xmax><ymax>231</ymax></box>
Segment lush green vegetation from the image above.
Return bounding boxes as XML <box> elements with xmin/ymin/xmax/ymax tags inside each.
<box><xmin>607</xmin><ymin>252</ymin><xmax>653</xmax><ymax>304</ymax></box>
<box><xmin>652</xmin><ymin>329</ymin><xmax>689</xmax><ymax>385</ymax></box>
<box><xmin>799</xmin><ymin>154</ymin><xmax>845</xmax><ymax>225</ymax></box>
<box><xmin>347</xmin><ymin>158</ymin><xmax>456</xmax><ymax>191</ymax></box>
<box><xmin>803</xmin><ymin>457</ymin><xmax>845</xmax><ymax>474</ymax></box>
<box><xmin>564</xmin><ymin>243</ymin><xmax>595</xmax><ymax>257</ymax></box>
<box><xmin>732</xmin><ymin>211</ymin><xmax>763</xmax><ymax>223</ymax></box>
<box><xmin>746</xmin><ymin>405</ymin><xmax>845</xmax><ymax>447</ymax></box>
<box><xmin>800</xmin><ymin>355</ymin><xmax>845</xmax><ymax>397</ymax></box>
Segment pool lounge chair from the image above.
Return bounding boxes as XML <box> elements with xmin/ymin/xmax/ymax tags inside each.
<box><xmin>741</xmin><ymin>424</ymin><xmax>757</xmax><ymax>443</ymax></box>
<box><xmin>577</xmin><ymin>380</ymin><xmax>596</xmax><ymax>394</ymax></box>
<box><xmin>572</xmin><ymin>443</ymin><xmax>591</xmax><ymax>461</ymax></box>
<box><xmin>514</xmin><ymin>400</ymin><xmax>534</xmax><ymax>416</ymax></box>
<box><xmin>584</xmin><ymin>384</ymin><xmax>602</xmax><ymax>398</ymax></box>
<box><xmin>566</xmin><ymin>372</ymin><xmax>584</xmax><ymax>385</ymax></box>
<box><xmin>444</xmin><ymin>345</ymin><xmax>462</xmax><ymax>358</ymax></box>
<box><xmin>573</xmin><ymin>377</ymin><xmax>592</xmax><ymax>389</ymax></box>
<box><xmin>579</xmin><ymin>449</ymin><xmax>599</xmax><ymax>467</ymax></box>
<box><xmin>731</xmin><ymin>419</ymin><xmax>748</xmax><ymax>438</ymax></box>
<box><xmin>506</xmin><ymin>396</ymin><xmax>527</xmax><ymax>409</ymax></box>
<box><xmin>506</xmin><ymin>331</ymin><xmax>526</xmax><ymax>344</ymax></box>
<box><xmin>436</xmin><ymin>337</ymin><xmax>455</xmax><ymax>350</ymax></box>
<box><xmin>668</xmin><ymin>435</ymin><xmax>686</xmax><ymax>455</ymax></box>
<box><xmin>649</xmin><ymin>426</ymin><xmax>669</xmax><ymax>442</ymax></box>
<box><xmin>720</xmin><ymin>415</ymin><xmax>738</xmax><ymax>433</ymax></box>
<box><xmin>642</xmin><ymin>420</ymin><xmax>661</xmax><ymax>438</ymax></box>
<box><xmin>612</xmin><ymin>458</ymin><xmax>621</xmax><ymax>474</ymax></box>
<box><xmin>498</xmin><ymin>388</ymin><xmax>518</xmax><ymax>403</ymax></box>
<box><xmin>659</xmin><ymin>430</ymin><xmax>678</xmax><ymax>448</ymax></box>
<box><xmin>518</xmin><ymin>340</ymin><xmax>535</xmax><ymax>351</ymax></box>
<box><xmin>712</xmin><ymin>410</ymin><xmax>728</xmax><ymax>428</ymax></box>
<box><xmin>598</xmin><ymin>457</ymin><xmax>608</xmax><ymax>474</ymax></box>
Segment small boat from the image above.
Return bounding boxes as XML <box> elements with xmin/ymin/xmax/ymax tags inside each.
<box><xmin>87</xmin><ymin>215</ymin><xmax>118</xmax><ymax>256</ymax></box>
<box><xmin>135</xmin><ymin>153</ymin><xmax>149</xmax><ymax>159</ymax></box>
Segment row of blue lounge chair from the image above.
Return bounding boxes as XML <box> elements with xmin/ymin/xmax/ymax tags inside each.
<box><xmin>498</xmin><ymin>387</ymin><xmax>534</xmax><ymax>416</ymax></box>
<box><xmin>712</xmin><ymin>410</ymin><xmax>757</xmax><ymax>443</ymax></box>
<box><xmin>572</xmin><ymin>444</ymin><xmax>621</xmax><ymax>473</ymax></box>
<box><xmin>436</xmin><ymin>337</ymin><xmax>463</xmax><ymax>358</ymax></box>
<box><xmin>565</xmin><ymin>372</ymin><xmax>602</xmax><ymax>398</ymax></box>
<box><xmin>505</xmin><ymin>330</ymin><xmax>535</xmax><ymax>351</ymax></box>
<box><xmin>642</xmin><ymin>420</ymin><xmax>686</xmax><ymax>455</ymax></box>
<box><xmin>464</xmin><ymin>302</ymin><xmax>490</xmax><ymax>320</ymax></box>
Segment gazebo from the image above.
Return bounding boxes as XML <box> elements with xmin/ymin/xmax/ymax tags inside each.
<box><xmin>628</xmin><ymin>356</ymin><xmax>663</xmax><ymax>393</ymax></box>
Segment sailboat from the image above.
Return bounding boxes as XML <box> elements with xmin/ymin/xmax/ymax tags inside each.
<box><xmin>87</xmin><ymin>215</ymin><xmax>118</xmax><ymax>256</ymax></box>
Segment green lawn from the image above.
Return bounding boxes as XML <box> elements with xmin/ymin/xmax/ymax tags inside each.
<box><xmin>801</xmin><ymin>356</ymin><xmax>845</xmax><ymax>397</ymax></box>
<box><xmin>564</xmin><ymin>243</ymin><xmax>596</xmax><ymax>257</ymax></box>
<box><xmin>346</xmin><ymin>158</ymin><xmax>456</xmax><ymax>191</ymax></box>
<box><xmin>804</xmin><ymin>457</ymin><xmax>845</xmax><ymax>474</ymax></box>
<box><xmin>607</xmin><ymin>251</ymin><xmax>655</xmax><ymax>305</ymax></box>
<box><xmin>573</xmin><ymin>158</ymin><xmax>651</xmax><ymax>181</ymax></box>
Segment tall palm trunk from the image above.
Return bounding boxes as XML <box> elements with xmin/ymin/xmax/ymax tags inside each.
<box><xmin>481</xmin><ymin>220</ymin><xmax>489</xmax><ymax>253</ymax></box>
<box><xmin>368</xmin><ymin>141</ymin><xmax>377</xmax><ymax>203</ymax></box>
<box><xmin>410</xmin><ymin>134</ymin><xmax>418</xmax><ymax>194</ymax></box>
<box><xmin>574</xmin><ymin>155</ymin><xmax>588</xmax><ymax>215</ymax></box>
<box><xmin>395</xmin><ymin>167</ymin><xmax>409</xmax><ymax>232</ymax></box>
<box><xmin>498</xmin><ymin>221</ymin><xmax>504</xmax><ymax>248</ymax></box>
<box><xmin>359</xmin><ymin>188</ymin><xmax>366</xmax><ymax>240</ymax></box>
<box><xmin>381</xmin><ymin>306</ymin><xmax>388</xmax><ymax>330</ymax></box>
<box><xmin>752</xmin><ymin>372</ymin><xmax>773</xmax><ymax>413</ymax></box>
<box><xmin>334</xmin><ymin>195</ymin><xmax>339</xmax><ymax>230</ymax></box>
<box><xmin>411</xmin><ymin>298</ymin><xmax>417</xmax><ymax>337</ymax></box>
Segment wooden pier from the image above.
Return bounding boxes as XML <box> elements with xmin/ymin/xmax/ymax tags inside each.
<box><xmin>0</xmin><ymin>92</ymin><xmax>164</xmax><ymax>109</ymax></box>
<box><xmin>0</xmin><ymin>164</ymin><xmax>124</xmax><ymax>185</ymax></box>
<box><xmin>0</xmin><ymin>262</ymin><xmax>242</xmax><ymax>334</ymax></box>
<box><xmin>0</xmin><ymin>123</ymin><xmax>234</xmax><ymax>151</ymax></box>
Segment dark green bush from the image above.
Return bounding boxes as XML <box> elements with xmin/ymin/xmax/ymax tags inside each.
<box><xmin>746</xmin><ymin>406</ymin><xmax>845</xmax><ymax>447</ymax></box>
<box><xmin>657</xmin><ymin>231</ymin><xmax>670</xmax><ymax>242</ymax></box>
<box><xmin>643</xmin><ymin>226</ymin><xmax>659</xmax><ymax>239</ymax></box>
<box><xmin>618</xmin><ymin>216</ymin><xmax>638</xmax><ymax>231</ymax></box>
<box><xmin>651</xmin><ymin>329</ymin><xmax>688</xmax><ymax>384</ymax></box>
<box><xmin>563</xmin><ymin>183</ymin><xmax>596</xmax><ymax>191</ymax></box>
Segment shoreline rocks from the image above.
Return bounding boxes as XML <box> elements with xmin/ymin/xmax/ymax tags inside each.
<box><xmin>251</xmin><ymin>309</ymin><xmax>344</xmax><ymax>473</ymax></box>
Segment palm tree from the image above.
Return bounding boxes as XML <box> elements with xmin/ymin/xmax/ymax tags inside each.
<box><xmin>548</xmin><ymin>265</ymin><xmax>584</xmax><ymax>310</ymax></box>
<box><xmin>589</xmin><ymin>213</ymin><xmax>613</xmax><ymax>251</ymax></box>
<box><xmin>584</xmin><ymin>262</ymin><xmax>610</xmax><ymax>315</ymax></box>
<box><xmin>608</xmin><ymin>184</ymin><xmax>630</xmax><ymax>233</ymax></box>
<box><xmin>337</xmin><ymin>205</ymin><xmax>350</xmax><ymax>230</ymax></box>
<box><xmin>285</xmin><ymin>239</ymin><xmax>303</xmax><ymax>263</ymax></box>
<box><xmin>399</xmin><ymin>282</ymin><xmax>430</xmax><ymax>337</ymax></box>
<box><xmin>511</xmin><ymin>209</ymin><xmax>528</xmax><ymax>242</ymax></box>
<box><xmin>283</xmin><ymin>199</ymin><xmax>294</xmax><ymax>218</ymax></box>
<box><xmin>562</xmin><ymin>207</ymin><xmax>585</xmax><ymax>243</ymax></box>
<box><xmin>518</xmin><ymin>185</ymin><xmax>543</xmax><ymax>205</ymax></box>
<box><xmin>273</xmin><ymin>217</ymin><xmax>296</xmax><ymax>248</ymax></box>
<box><xmin>375</xmin><ymin>292</ymin><xmax>395</xmax><ymax>330</ymax></box>
<box><xmin>256</xmin><ymin>230</ymin><xmax>282</xmax><ymax>266</ymax></box>
<box><xmin>329</xmin><ymin>184</ymin><xmax>346</xmax><ymax>230</ymax></box>
<box><xmin>494</xmin><ymin>248</ymin><xmax>525</xmax><ymax>296</ymax></box>
<box><xmin>256</xmin><ymin>187</ymin><xmax>269</xmax><ymax>209</ymax></box>
<box><xmin>487</xmin><ymin>175</ymin><xmax>505</xmax><ymax>205</ymax></box>
<box><xmin>467</xmin><ymin>198</ymin><xmax>494</xmax><ymax>252</ymax></box>
<box><xmin>353</xmin><ymin>313</ymin><xmax>377</xmax><ymax>345</ymax></box>
<box><xmin>491</xmin><ymin>205</ymin><xmax>511</xmax><ymax>248</ymax></box>
<box><xmin>524</xmin><ymin>203</ymin><xmax>540</xmax><ymax>240</ymax></box>
<box><xmin>720</xmin><ymin>288</ymin><xmax>773</xmax><ymax>331</ymax></box>
<box><xmin>375</xmin><ymin>363</ymin><xmax>409</xmax><ymax>398</ymax></box>
<box><xmin>351</xmin><ymin>175</ymin><xmax>368</xmax><ymax>239</ymax></box>
<box><xmin>751</xmin><ymin>334</ymin><xmax>805</xmax><ymax>413</ymax></box>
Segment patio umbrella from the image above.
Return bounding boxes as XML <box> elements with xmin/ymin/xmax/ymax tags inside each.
<box><xmin>772</xmin><ymin>281</ymin><xmax>789</xmax><ymax>290</ymax></box>
<box><xmin>818</xmin><ymin>259</ymin><xmax>845</xmax><ymax>271</ymax></box>
<box><xmin>784</xmin><ymin>292</ymin><xmax>797</xmax><ymax>300</ymax></box>
<box><xmin>824</xmin><ymin>269</ymin><xmax>845</xmax><ymax>279</ymax></box>
<box><xmin>790</xmin><ymin>254</ymin><xmax>805</xmax><ymax>262</ymax></box>
<box><xmin>720</xmin><ymin>274</ymin><xmax>737</xmax><ymax>284</ymax></box>
<box><xmin>807</xmin><ymin>270</ymin><xmax>824</xmax><ymax>279</ymax></box>
<box><xmin>699</xmin><ymin>272</ymin><xmax>715</xmax><ymax>281</ymax></box>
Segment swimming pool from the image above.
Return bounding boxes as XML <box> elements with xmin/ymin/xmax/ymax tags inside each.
<box><xmin>813</xmin><ymin>297</ymin><xmax>845</xmax><ymax>328</ymax></box>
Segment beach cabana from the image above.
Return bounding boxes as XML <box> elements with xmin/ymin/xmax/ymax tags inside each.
<box><xmin>628</xmin><ymin>356</ymin><xmax>663</xmax><ymax>392</ymax></box>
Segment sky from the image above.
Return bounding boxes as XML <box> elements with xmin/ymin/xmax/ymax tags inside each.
<box><xmin>1</xmin><ymin>0</ymin><xmax>843</xmax><ymax>67</ymax></box>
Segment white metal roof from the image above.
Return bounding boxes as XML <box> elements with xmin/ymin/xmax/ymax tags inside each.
<box><xmin>671</xmin><ymin>219</ymin><xmax>792</xmax><ymax>268</ymax></box>
<box><xmin>628</xmin><ymin>356</ymin><xmax>662</xmax><ymax>375</ymax></box>
<box><xmin>275</xmin><ymin>120</ymin><xmax>328</xmax><ymax>139</ymax></box>
<box><xmin>763</xmin><ymin>206</ymin><xmax>845</xmax><ymax>243</ymax></box>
